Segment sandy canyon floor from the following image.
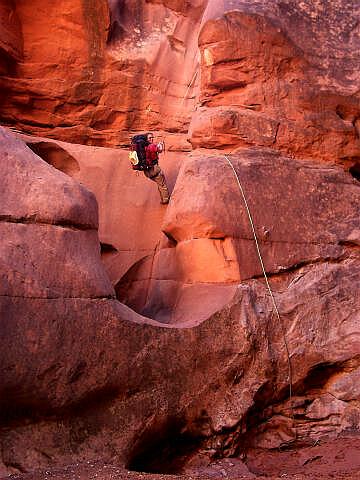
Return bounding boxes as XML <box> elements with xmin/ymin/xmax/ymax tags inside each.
<box><xmin>4</xmin><ymin>436</ymin><xmax>360</xmax><ymax>480</ymax></box>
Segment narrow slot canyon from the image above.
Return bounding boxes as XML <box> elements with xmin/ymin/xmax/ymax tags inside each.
<box><xmin>0</xmin><ymin>0</ymin><xmax>359</xmax><ymax>479</ymax></box>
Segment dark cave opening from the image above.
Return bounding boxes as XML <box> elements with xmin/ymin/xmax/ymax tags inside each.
<box><xmin>349</xmin><ymin>162</ymin><xmax>360</xmax><ymax>181</ymax></box>
<box><xmin>293</xmin><ymin>361</ymin><xmax>346</xmax><ymax>395</ymax></box>
<box><xmin>126</xmin><ymin>417</ymin><xmax>200</xmax><ymax>474</ymax></box>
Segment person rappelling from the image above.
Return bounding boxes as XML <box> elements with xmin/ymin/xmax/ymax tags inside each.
<box><xmin>129</xmin><ymin>132</ymin><xmax>170</xmax><ymax>204</ymax></box>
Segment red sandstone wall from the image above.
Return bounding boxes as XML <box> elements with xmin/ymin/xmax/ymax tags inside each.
<box><xmin>0</xmin><ymin>1</ymin><xmax>360</xmax><ymax>476</ymax></box>
<box><xmin>1</xmin><ymin>0</ymin><xmax>359</xmax><ymax>162</ymax></box>
<box><xmin>0</xmin><ymin>0</ymin><xmax>205</xmax><ymax>148</ymax></box>
<box><xmin>0</xmin><ymin>0</ymin><xmax>22</xmax><ymax>83</ymax></box>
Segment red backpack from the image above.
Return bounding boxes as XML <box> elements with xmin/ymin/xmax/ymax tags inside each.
<box><xmin>129</xmin><ymin>134</ymin><xmax>160</xmax><ymax>170</ymax></box>
<box><xmin>145</xmin><ymin>143</ymin><xmax>159</xmax><ymax>166</ymax></box>
<box><xmin>129</xmin><ymin>134</ymin><xmax>148</xmax><ymax>170</ymax></box>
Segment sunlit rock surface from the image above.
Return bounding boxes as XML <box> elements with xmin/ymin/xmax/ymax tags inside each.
<box><xmin>190</xmin><ymin>3</ymin><xmax>360</xmax><ymax>162</ymax></box>
<box><xmin>0</xmin><ymin>0</ymin><xmax>359</xmax><ymax>477</ymax></box>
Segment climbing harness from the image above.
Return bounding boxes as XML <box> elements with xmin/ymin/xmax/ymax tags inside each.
<box><xmin>223</xmin><ymin>154</ymin><xmax>294</xmax><ymax>420</ymax></box>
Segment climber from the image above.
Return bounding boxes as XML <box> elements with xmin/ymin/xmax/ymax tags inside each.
<box><xmin>143</xmin><ymin>133</ymin><xmax>170</xmax><ymax>204</ymax></box>
<box><xmin>130</xmin><ymin>132</ymin><xmax>170</xmax><ymax>204</ymax></box>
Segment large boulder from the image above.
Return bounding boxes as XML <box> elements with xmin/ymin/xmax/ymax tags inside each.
<box><xmin>0</xmin><ymin>127</ymin><xmax>115</xmax><ymax>411</ymax></box>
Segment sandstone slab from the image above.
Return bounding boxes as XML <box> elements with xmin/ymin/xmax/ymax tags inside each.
<box><xmin>1</xmin><ymin>127</ymin><xmax>98</xmax><ymax>229</ymax></box>
<box><xmin>0</xmin><ymin>222</ymin><xmax>113</xmax><ymax>299</ymax></box>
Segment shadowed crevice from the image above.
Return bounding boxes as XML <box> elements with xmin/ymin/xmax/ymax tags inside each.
<box><xmin>0</xmin><ymin>215</ymin><xmax>95</xmax><ymax>231</ymax></box>
<box><xmin>100</xmin><ymin>242</ymin><xmax>119</xmax><ymax>259</ymax></box>
<box><xmin>26</xmin><ymin>141</ymin><xmax>80</xmax><ymax>177</ymax></box>
<box><xmin>349</xmin><ymin>162</ymin><xmax>360</xmax><ymax>181</ymax></box>
<box><xmin>126</xmin><ymin>416</ymin><xmax>200</xmax><ymax>474</ymax></box>
<box><xmin>0</xmin><ymin>384</ymin><xmax>121</xmax><ymax>427</ymax></box>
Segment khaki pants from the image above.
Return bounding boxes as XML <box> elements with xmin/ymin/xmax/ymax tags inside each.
<box><xmin>144</xmin><ymin>164</ymin><xmax>170</xmax><ymax>203</ymax></box>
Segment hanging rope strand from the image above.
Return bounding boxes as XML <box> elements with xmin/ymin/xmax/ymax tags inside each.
<box><xmin>223</xmin><ymin>154</ymin><xmax>294</xmax><ymax>419</ymax></box>
<box><xmin>180</xmin><ymin>69</ymin><xmax>198</xmax><ymax>110</ymax></box>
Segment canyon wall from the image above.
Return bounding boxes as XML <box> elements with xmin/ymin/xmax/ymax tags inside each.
<box><xmin>0</xmin><ymin>0</ymin><xmax>22</xmax><ymax>74</ymax></box>
<box><xmin>0</xmin><ymin>0</ymin><xmax>359</xmax><ymax>476</ymax></box>
<box><xmin>0</xmin><ymin>0</ymin><xmax>205</xmax><ymax>148</ymax></box>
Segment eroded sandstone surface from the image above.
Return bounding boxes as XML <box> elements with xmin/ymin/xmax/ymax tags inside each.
<box><xmin>0</xmin><ymin>0</ymin><xmax>360</xmax><ymax>478</ymax></box>
<box><xmin>1</xmin><ymin>124</ymin><xmax>359</xmax><ymax>476</ymax></box>
<box><xmin>191</xmin><ymin>4</ymin><xmax>360</xmax><ymax>163</ymax></box>
<box><xmin>0</xmin><ymin>0</ymin><xmax>204</xmax><ymax>148</ymax></box>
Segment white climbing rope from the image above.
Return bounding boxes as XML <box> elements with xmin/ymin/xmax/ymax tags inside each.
<box><xmin>179</xmin><ymin>69</ymin><xmax>198</xmax><ymax>110</ymax></box>
<box><xmin>223</xmin><ymin>154</ymin><xmax>294</xmax><ymax>418</ymax></box>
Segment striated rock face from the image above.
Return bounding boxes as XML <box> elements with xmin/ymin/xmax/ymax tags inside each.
<box><xmin>1</xmin><ymin>0</ymin><xmax>359</xmax><ymax>162</ymax></box>
<box><xmin>201</xmin><ymin>0</ymin><xmax>360</xmax><ymax>93</ymax></box>
<box><xmin>0</xmin><ymin>0</ymin><xmax>204</xmax><ymax>148</ymax></box>
<box><xmin>190</xmin><ymin>3</ymin><xmax>360</xmax><ymax>163</ymax></box>
<box><xmin>0</xmin><ymin>0</ymin><xmax>110</xmax><ymax>143</ymax></box>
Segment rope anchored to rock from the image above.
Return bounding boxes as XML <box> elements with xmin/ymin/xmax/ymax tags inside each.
<box><xmin>223</xmin><ymin>154</ymin><xmax>294</xmax><ymax>421</ymax></box>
